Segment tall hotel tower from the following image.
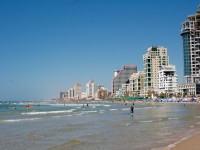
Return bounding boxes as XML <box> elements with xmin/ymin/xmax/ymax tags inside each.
<box><xmin>181</xmin><ymin>6</ymin><xmax>200</xmax><ymax>84</ymax></box>
<box><xmin>143</xmin><ymin>46</ymin><xmax>169</xmax><ymax>96</ymax></box>
<box><xmin>74</xmin><ymin>82</ymin><xmax>82</xmax><ymax>100</ymax></box>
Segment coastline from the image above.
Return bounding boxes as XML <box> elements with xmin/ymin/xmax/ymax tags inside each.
<box><xmin>1</xmin><ymin>100</ymin><xmax>200</xmax><ymax>150</ymax></box>
<box><xmin>54</xmin><ymin>98</ymin><xmax>200</xmax><ymax>104</ymax></box>
<box><xmin>157</xmin><ymin>132</ymin><xmax>200</xmax><ymax>150</ymax></box>
<box><xmin>169</xmin><ymin>132</ymin><xmax>200</xmax><ymax>150</ymax></box>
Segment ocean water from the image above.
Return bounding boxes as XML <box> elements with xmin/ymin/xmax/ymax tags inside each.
<box><xmin>1</xmin><ymin>101</ymin><xmax>200</xmax><ymax>150</ymax></box>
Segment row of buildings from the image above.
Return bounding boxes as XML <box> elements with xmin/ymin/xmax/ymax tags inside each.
<box><xmin>112</xmin><ymin>6</ymin><xmax>200</xmax><ymax>99</ymax></box>
<box><xmin>112</xmin><ymin>47</ymin><xmax>178</xmax><ymax>98</ymax></box>
<box><xmin>60</xmin><ymin>80</ymin><xmax>109</xmax><ymax>100</ymax></box>
<box><xmin>60</xmin><ymin>5</ymin><xmax>200</xmax><ymax>100</ymax></box>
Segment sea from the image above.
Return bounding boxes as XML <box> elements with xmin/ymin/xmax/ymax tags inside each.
<box><xmin>1</xmin><ymin>101</ymin><xmax>200</xmax><ymax>150</ymax></box>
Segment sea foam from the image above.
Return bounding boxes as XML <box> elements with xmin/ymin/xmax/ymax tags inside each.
<box><xmin>0</xmin><ymin>117</ymin><xmax>41</xmax><ymax>123</ymax></box>
<box><xmin>21</xmin><ymin>109</ymin><xmax>76</xmax><ymax>115</ymax></box>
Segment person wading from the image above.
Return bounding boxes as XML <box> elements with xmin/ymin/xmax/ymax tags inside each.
<box><xmin>130</xmin><ymin>103</ymin><xmax>134</xmax><ymax>114</ymax></box>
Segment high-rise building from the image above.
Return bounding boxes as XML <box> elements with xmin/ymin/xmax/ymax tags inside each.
<box><xmin>86</xmin><ymin>80</ymin><xmax>97</xmax><ymax>98</ymax></box>
<box><xmin>74</xmin><ymin>82</ymin><xmax>82</xmax><ymax>100</ymax></box>
<box><xmin>158</xmin><ymin>65</ymin><xmax>178</xmax><ymax>96</ymax></box>
<box><xmin>112</xmin><ymin>65</ymin><xmax>137</xmax><ymax>94</ymax></box>
<box><xmin>68</xmin><ymin>88</ymin><xmax>74</xmax><ymax>99</ymax></box>
<box><xmin>181</xmin><ymin>6</ymin><xmax>200</xmax><ymax>84</ymax></box>
<box><xmin>143</xmin><ymin>46</ymin><xmax>169</xmax><ymax>96</ymax></box>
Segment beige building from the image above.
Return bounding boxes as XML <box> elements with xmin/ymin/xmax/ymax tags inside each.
<box><xmin>74</xmin><ymin>82</ymin><xmax>82</xmax><ymax>100</ymax></box>
<box><xmin>143</xmin><ymin>46</ymin><xmax>169</xmax><ymax>97</ymax></box>
<box><xmin>177</xmin><ymin>83</ymin><xmax>200</xmax><ymax>97</ymax></box>
<box><xmin>129</xmin><ymin>71</ymin><xmax>145</xmax><ymax>97</ymax></box>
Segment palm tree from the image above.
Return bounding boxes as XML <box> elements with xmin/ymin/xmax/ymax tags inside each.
<box><xmin>159</xmin><ymin>92</ymin><xmax>166</xmax><ymax>98</ymax></box>
<box><xmin>147</xmin><ymin>90</ymin><xmax>156</xmax><ymax>98</ymax></box>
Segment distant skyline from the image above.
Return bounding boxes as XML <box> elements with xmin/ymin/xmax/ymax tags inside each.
<box><xmin>0</xmin><ymin>0</ymin><xmax>199</xmax><ymax>100</ymax></box>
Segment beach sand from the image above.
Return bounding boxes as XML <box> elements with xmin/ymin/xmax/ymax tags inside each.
<box><xmin>164</xmin><ymin>132</ymin><xmax>200</xmax><ymax>150</ymax></box>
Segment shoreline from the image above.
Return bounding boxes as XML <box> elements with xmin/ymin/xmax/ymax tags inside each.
<box><xmin>49</xmin><ymin>100</ymin><xmax>200</xmax><ymax>150</ymax></box>
<box><xmin>54</xmin><ymin>98</ymin><xmax>200</xmax><ymax>103</ymax></box>
<box><xmin>169</xmin><ymin>132</ymin><xmax>200</xmax><ymax>150</ymax></box>
<box><xmin>1</xmin><ymin>100</ymin><xmax>200</xmax><ymax>150</ymax></box>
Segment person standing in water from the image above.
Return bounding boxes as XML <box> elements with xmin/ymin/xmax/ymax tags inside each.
<box><xmin>130</xmin><ymin>103</ymin><xmax>134</xmax><ymax>115</ymax></box>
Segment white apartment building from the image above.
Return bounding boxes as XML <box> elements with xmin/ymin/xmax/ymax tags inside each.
<box><xmin>68</xmin><ymin>88</ymin><xmax>74</xmax><ymax>99</ymax></box>
<box><xmin>115</xmin><ymin>89</ymin><xmax>123</xmax><ymax>97</ymax></box>
<box><xmin>121</xmin><ymin>83</ymin><xmax>130</xmax><ymax>96</ymax></box>
<box><xmin>158</xmin><ymin>65</ymin><xmax>178</xmax><ymax>96</ymax></box>
<box><xmin>86</xmin><ymin>80</ymin><xmax>97</xmax><ymax>98</ymax></box>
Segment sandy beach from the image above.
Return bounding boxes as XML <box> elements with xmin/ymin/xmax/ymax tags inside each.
<box><xmin>156</xmin><ymin>132</ymin><xmax>200</xmax><ymax>150</ymax></box>
<box><xmin>167</xmin><ymin>132</ymin><xmax>200</xmax><ymax>150</ymax></box>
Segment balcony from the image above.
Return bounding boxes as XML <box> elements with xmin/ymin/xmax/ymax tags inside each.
<box><xmin>195</xmin><ymin>47</ymin><xmax>200</xmax><ymax>51</ymax></box>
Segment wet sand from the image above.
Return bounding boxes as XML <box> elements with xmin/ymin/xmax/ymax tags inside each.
<box><xmin>168</xmin><ymin>132</ymin><xmax>200</xmax><ymax>150</ymax></box>
<box><xmin>153</xmin><ymin>131</ymin><xmax>200</xmax><ymax>150</ymax></box>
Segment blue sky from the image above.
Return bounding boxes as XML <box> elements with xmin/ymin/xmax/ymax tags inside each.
<box><xmin>0</xmin><ymin>0</ymin><xmax>199</xmax><ymax>100</ymax></box>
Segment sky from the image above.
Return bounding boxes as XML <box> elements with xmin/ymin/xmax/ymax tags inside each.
<box><xmin>0</xmin><ymin>0</ymin><xmax>199</xmax><ymax>100</ymax></box>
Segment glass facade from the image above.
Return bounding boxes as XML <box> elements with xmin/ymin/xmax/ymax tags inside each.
<box><xmin>112</xmin><ymin>65</ymin><xmax>137</xmax><ymax>93</ymax></box>
<box><xmin>182</xmin><ymin>33</ymin><xmax>191</xmax><ymax>76</ymax></box>
<box><xmin>196</xmin><ymin>84</ymin><xmax>200</xmax><ymax>95</ymax></box>
<box><xmin>181</xmin><ymin>6</ymin><xmax>200</xmax><ymax>83</ymax></box>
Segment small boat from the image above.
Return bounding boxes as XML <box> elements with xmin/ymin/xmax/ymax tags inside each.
<box><xmin>25</xmin><ymin>105</ymin><xmax>32</xmax><ymax>109</ymax></box>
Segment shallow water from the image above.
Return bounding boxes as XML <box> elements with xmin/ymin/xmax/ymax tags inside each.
<box><xmin>1</xmin><ymin>101</ymin><xmax>200</xmax><ymax>150</ymax></box>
